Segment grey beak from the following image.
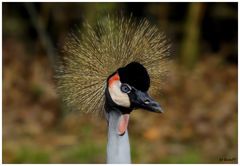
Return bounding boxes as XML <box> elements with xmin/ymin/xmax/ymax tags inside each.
<box><xmin>145</xmin><ymin>98</ymin><xmax>164</xmax><ymax>113</ymax></box>
<box><xmin>129</xmin><ymin>87</ymin><xmax>164</xmax><ymax>113</ymax></box>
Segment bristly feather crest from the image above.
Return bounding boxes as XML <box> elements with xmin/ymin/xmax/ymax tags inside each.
<box><xmin>56</xmin><ymin>16</ymin><xmax>171</xmax><ymax>116</ymax></box>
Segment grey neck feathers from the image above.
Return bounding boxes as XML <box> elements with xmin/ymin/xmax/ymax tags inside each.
<box><xmin>106</xmin><ymin>109</ymin><xmax>131</xmax><ymax>164</ymax></box>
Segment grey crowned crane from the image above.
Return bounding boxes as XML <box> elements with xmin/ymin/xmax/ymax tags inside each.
<box><xmin>56</xmin><ymin>16</ymin><xmax>170</xmax><ymax>164</ymax></box>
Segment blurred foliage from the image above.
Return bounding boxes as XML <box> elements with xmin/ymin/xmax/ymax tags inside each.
<box><xmin>3</xmin><ymin>2</ymin><xmax>237</xmax><ymax>164</ymax></box>
<box><xmin>180</xmin><ymin>3</ymin><xmax>203</xmax><ymax>69</ymax></box>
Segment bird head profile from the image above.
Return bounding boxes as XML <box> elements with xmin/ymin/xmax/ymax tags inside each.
<box><xmin>56</xmin><ymin>15</ymin><xmax>170</xmax><ymax>163</ymax></box>
<box><xmin>106</xmin><ymin>62</ymin><xmax>163</xmax><ymax>135</ymax></box>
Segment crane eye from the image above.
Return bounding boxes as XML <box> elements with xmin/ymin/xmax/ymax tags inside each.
<box><xmin>120</xmin><ymin>84</ymin><xmax>132</xmax><ymax>93</ymax></box>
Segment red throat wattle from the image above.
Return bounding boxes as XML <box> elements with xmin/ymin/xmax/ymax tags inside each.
<box><xmin>118</xmin><ymin>114</ymin><xmax>130</xmax><ymax>135</ymax></box>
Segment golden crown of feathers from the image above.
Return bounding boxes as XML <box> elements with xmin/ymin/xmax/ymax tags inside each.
<box><xmin>56</xmin><ymin>16</ymin><xmax>171</xmax><ymax>115</ymax></box>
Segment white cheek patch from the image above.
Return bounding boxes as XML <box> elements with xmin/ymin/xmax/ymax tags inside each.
<box><xmin>108</xmin><ymin>80</ymin><xmax>130</xmax><ymax>108</ymax></box>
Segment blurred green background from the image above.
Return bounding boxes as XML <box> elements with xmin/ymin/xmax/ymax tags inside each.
<box><xmin>3</xmin><ymin>2</ymin><xmax>237</xmax><ymax>164</ymax></box>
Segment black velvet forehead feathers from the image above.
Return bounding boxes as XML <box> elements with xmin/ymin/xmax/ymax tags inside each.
<box><xmin>117</xmin><ymin>62</ymin><xmax>150</xmax><ymax>92</ymax></box>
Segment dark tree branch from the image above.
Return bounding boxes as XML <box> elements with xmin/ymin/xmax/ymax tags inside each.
<box><xmin>24</xmin><ymin>3</ymin><xmax>57</xmax><ymax>70</ymax></box>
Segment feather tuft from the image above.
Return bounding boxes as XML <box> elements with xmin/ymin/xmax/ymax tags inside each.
<box><xmin>56</xmin><ymin>16</ymin><xmax>171</xmax><ymax>115</ymax></box>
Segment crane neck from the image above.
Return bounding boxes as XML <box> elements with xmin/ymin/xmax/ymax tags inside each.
<box><xmin>105</xmin><ymin>82</ymin><xmax>132</xmax><ymax>163</ymax></box>
<box><xmin>106</xmin><ymin>108</ymin><xmax>131</xmax><ymax>164</ymax></box>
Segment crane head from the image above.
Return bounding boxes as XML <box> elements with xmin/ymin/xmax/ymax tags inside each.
<box><xmin>106</xmin><ymin>62</ymin><xmax>163</xmax><ymax>135</ymax></box>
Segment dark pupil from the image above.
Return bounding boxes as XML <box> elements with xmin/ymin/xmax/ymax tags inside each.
<box><xmin>121</xmin><ymin>84</ymin><xmax>131</xmax><ymax>93</ymax></box>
